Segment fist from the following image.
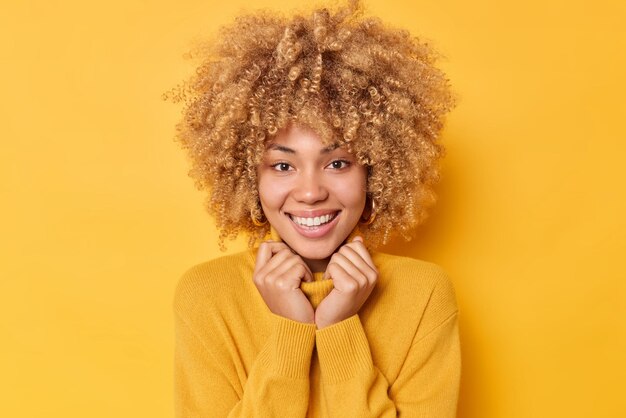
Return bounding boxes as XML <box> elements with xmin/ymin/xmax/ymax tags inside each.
<box><xmin>315</xmin><ymin>236</ymin><xmax>378</xmax><ymax>329</ymax></box>
<box><xmin>253</xmin><ymin>241</ymin><xmax>315</xmax><ymax>324</ymax></box>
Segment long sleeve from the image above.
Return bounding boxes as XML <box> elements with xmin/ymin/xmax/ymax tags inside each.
<box><xmin>315</xmin><ymin>280</ymin><xmax>461</xmax><ymax>417</ymax></box>
<box><xmin>174</xmin><ymin>310</ymin><xmax>317</xmax><ymax>418</ymax></box>
<box><xmin>172</xmin><ymin>247</ymin><xmax>461</xmax><ymax>417</ymax></box>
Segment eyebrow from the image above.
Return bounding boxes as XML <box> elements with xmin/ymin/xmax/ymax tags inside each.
<box><xmin>267</xmin><ymin>143</ymin><xmax>341</xmax><ymax>154</ymax></box>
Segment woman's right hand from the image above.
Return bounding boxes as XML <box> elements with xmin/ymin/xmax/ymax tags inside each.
<box><xmin>253</xmin><ymin>241</ymin><xmax>315</xmax><ymax>324</ymax></box>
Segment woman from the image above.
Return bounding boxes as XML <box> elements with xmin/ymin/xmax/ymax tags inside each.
<box><xmin>164</xmin><ymin>1</ymin><xmax>460</xmax><ymax>416</ymax></box>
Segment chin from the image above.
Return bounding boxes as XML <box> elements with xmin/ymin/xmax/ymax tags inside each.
<box><xmin>296</xmin><ymin>247</ymin><xmax>335</xmax><ymax>261</ymax></box>
<box><xmin>287</xmin><ymin>239</ymin><xmax>337</xmax><ymax>260</ymax></box>
<box><xmin>271</xmin><ymin>213</ymin><xmax>358</xmax><ymax>260</ymax></box>
<box><xmin>280</xmin><ymin>232</ymin><xmax>346</xmax><ymax>260</ymax></box>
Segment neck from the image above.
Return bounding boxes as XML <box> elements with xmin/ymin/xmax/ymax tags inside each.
<box><xmin>301</xmin><ymin>256</ymin><xmax>331</xmax><ymax>274</ymax></box>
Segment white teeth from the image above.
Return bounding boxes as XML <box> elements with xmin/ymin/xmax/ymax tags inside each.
<box><xmin>289</xmin><ymin>213</ymin><xmax>336</xmax><ymax>227</ymax></box>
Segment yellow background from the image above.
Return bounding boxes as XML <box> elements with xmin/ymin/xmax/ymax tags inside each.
<box><xmin>1</xmin><ymin>0</ymin><xmax>624</xmax><ymax>416</ymax></box>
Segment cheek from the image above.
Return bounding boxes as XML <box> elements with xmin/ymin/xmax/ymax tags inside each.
<box><xmin>334</xmin><ymin>172</ymin><xmax>367</xmax><ymax>208</ymax></box>
<box><xmin>258</xmin><ymin>175</ymin><xmax>288</xmax><ymax>209</ymax></box>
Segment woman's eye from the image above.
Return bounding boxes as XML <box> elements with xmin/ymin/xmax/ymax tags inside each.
<box><xmin>271</xmin><ymin>162</ymin><xmax>292</xmax><ymax>171</ymax></box>
<box><xmin>328</xmin><ymin>160</ymin><xmax>350</xmax><ymax>169</ymax></box>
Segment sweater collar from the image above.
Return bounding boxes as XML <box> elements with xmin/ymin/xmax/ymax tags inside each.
<box><xmin>264</xmin><ymin>224</ymin><xmax>364</xmax><ymax>309</ymax></box>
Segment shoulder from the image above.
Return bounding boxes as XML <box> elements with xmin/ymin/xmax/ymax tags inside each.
<box><xmin>172</xmin><ymin>249</ymin><xmax>256</xmax><ymax>316</ymax></box>
<box><xmin>370</xmin><ymin>251</ymin><xmax>458</xmax><ymax>327</ymax></box>
<box><xmin>372</xmin><ymin>251</ymin><xmax>455</xmax><ymax>293</ymax></box>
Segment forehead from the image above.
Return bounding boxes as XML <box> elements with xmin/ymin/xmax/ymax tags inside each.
<box><xmin>266</xmin><ymin>124</ymin><xmax>342</xmax><ymax>152</ymax></box>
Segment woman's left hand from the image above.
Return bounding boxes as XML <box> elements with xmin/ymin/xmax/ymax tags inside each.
<box><xmin>314</xmin><ymin>236</ymin><xmax>378</xmax><ymax>329</ymax></box>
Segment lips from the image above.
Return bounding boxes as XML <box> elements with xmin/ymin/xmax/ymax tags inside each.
<box><xmin>286</xmin><ymin>209</ymin><xmax>341</xmax><ymax>218</ymax></box>
<box><xmin>285</xmin><ymin>210</ymin><xmax>341</xmax><ymax>238</ymax></box>
<box><xmin>288</xmin><ymin>212</ymin><xmax>339</xmax><ymax>227</ymax></box>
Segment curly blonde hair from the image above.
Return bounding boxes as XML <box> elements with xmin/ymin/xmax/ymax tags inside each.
<box><xmin>163</xmin><ymin>0</ymin><xmax>456</xmax><ymax>251</ymax></box>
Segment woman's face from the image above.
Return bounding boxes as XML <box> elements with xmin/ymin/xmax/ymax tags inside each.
<box><xmin>257</xmin><ymin>124</ymin><xmax>367</xmax><ymax>271</ymax></box>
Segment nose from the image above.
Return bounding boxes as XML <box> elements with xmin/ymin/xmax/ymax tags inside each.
<box><xmin>293</xmin><ymin>170</ymin><xmax>329</xmax><ymax>204</ymax></box>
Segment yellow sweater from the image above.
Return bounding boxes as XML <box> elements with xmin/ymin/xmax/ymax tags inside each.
<box><xmin>173</xmin><ymin>240</ymin><xmax>461</xmax><ymax>417</ymax></box>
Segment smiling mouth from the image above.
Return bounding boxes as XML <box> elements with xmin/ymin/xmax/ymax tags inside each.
<box><xmin>287</xmin><ymin>211</ymin><xmax>340</xmax><ymax>228</ymax></box>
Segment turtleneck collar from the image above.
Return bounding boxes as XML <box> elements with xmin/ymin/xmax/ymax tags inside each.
<box><xmin>264</xmin><ymin>224</ymin><xmax>363</xmax><ymax>309</ymax></box>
